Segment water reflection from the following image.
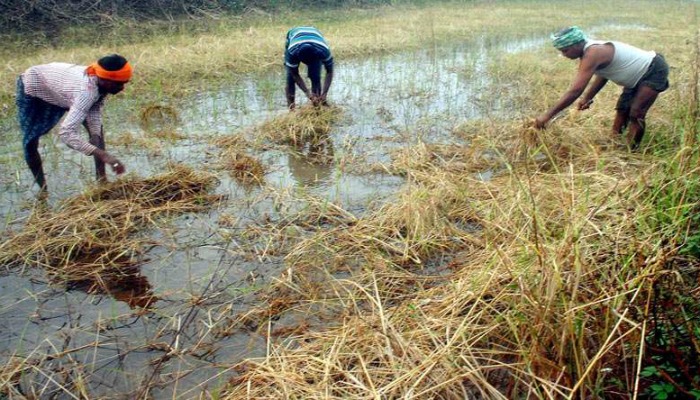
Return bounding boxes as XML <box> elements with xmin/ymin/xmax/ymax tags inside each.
<box><xmin>287</xmin><ymin>131</ymin><xmax>334</xmax><ymax>187</ymax></box>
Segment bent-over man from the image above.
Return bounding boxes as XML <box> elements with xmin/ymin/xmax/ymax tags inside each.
<box><xmin>17</xmin><ymin>53</ymin><xmax>132</xmax><ymax>192</ymax></box>
<box><xmin>534</xmin><ymin>26</ymin><xmax>669</xmax><ymax>149</ymax></box>
<box><xmin>284</xmin><ymin>26</ymin><xmax>334</xmax><ymax>110</ymax></box>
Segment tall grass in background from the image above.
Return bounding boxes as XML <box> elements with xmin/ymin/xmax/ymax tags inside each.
<box><xmin>0</xmin><ymin>0</ymin><xmax>692</xmax><ymax>108</ymax></box>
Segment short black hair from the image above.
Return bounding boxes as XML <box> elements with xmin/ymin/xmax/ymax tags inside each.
<box><xmin>97</xmin><ymin>54</ymin><xmax>128</xmax><ymax>71</ymax></box>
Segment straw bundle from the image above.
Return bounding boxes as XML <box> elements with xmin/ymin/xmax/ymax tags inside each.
<box><xmin>219</xmin><ymin>148</ymin><xmax>266</xmax><ymax>185</ymax></box>
<box><xmin>0</xmin><ymin>164</ymin><xmax>219</xmax><ymax>282</ymax></box>
<box><xmin>257</xmin><ymin>105</ymin><xmax>342</xmax><ymax>147</ymax></box>
<box><xmin>139</xmin><ymin>104</ymin><xmax>180</xmax><ymax>130</ymax></box>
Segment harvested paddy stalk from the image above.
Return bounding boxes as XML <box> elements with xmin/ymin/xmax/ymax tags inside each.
<box><xmin>139</xmin><ymin>104</ymin><xmax>179</xmax><ymax>129</ymax></box>
<box><xmin>454</xmin><ymin>115</ymin><xmax>618</xmax><ymax>173</ymax></box>
<box><xmin>389</xmin><ymin>142</ymin><xmax>500</xmax><ymax>177</ymax></box>
<box><xmin>139</xmin><ymin>103</ymin><xmax>184</xmax><ymax>140</ymax></box>
<box><xmin>149</xmin><ymin>128</ymin><xmax>186</xmax><ymax>140</ymax></box>
<box><xmin>212</xmin><ymin>134</ymin><xmax>249</xmax><ymax>149</ymax></box>
<box><xmin>110</xmin><ymin>130</ymin><xmax>163</xmax><ymax>151</ymax></box>
<box><xmin>213</xmin><ymin>134</ymin><xmax>266</xmax><ymax>184</ymax></box>
<box><xmin>0</xmin><ymin>164</ymin><xmax>219</xmax><ymax>283</ymax></box>
<box><xmin>219</xmin><ymin>148</ymin><xmax>266</xmax><ymax>185</ymax></box>
<box><xmin>257</xmin><ymin>105</ymin><xmax>342</xmax><ymax>147</ymax></box>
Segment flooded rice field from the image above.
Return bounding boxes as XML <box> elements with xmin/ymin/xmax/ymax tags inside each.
<box><xmin>0</xmin><ymin>29</ymin><xmax>626</xmax><ymax>397</ymax></box>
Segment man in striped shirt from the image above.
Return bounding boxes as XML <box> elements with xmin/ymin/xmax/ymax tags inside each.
<box><xmin>16</xmin><ymin>54</ymin><xmax>132</xmax><ymax>192</ymax></box>
<box><xmin>284</xmin><ymin>26</ymin><xmax>334</xmax><ymax>110</ymax></box>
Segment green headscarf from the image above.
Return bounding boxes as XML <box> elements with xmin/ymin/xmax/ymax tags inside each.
<box><xmin>551</xmin><ymin>26</ymin><xmax>586</xmax><ymax>50</ymax></box>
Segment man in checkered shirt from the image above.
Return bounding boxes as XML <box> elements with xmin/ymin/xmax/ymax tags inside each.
<box><xmin>16</xmin><ymin>54</ymin><xmax>132</xmax><ymax>192</ymax></box>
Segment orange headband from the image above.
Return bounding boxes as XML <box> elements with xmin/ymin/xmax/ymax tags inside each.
<box><xmin>86</xmin><ymin>61</ymin><xmax>133</xmax><ymax>82</ymax></box>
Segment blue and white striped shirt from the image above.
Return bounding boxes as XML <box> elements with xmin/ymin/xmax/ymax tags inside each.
<box><xmin>285</xmin><ymin>26</ymin><xmax>333</xmax><ymax>69</ymax></box>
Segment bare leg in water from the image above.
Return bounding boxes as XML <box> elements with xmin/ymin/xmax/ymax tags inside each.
<box><xmin>25</xmin><ymin>137</ymin><xmax>47</xmax><ymax>193</ymax></box>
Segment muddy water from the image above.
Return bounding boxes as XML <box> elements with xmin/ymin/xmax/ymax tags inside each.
<box><xmin>0</xmin><ymin>35</ymin><xmax>558</xmax><ymax>397</ymax></box>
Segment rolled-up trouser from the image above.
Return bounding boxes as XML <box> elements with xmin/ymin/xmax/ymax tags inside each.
<box><xmin>16</xmin><ymin>77</ymin><xmax>66</xmax><ymax>163</ymax></box>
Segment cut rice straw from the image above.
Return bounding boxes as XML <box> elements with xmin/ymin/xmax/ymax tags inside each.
<box><xmin>256</xmin><ymin>104</ymin><xmax>342</xmax><ymax>147</ymax></box>
<box><xmin>0</xmin><ymin>164</ymin><xmax>220</xmax><ymax>283</ymax></box>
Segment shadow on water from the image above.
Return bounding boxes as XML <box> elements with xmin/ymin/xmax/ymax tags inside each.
<box><xmin>67</xmin><ymin>265</ymin><xmax>159</xmax><ymax>310</ymax></box>
<box><xmin>0</xmin><ymin>26</ymin><xmax>649</xmax><ymax>397</ymax></box>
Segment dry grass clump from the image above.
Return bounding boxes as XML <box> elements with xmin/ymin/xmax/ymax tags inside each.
<box><xmin>109</xmin><ymin>131</ymin><xmax>163</xmax><ymax>152</ymax></box>
<box><xmin>452</xmin><ymin>112</ymin><xmax>626</xmax><ymax>174</ymax></box>
<box><xmin>212</xmin><ymin>133</ymin><xmax>249</xmax><ymax>149</ymax></box>
<box><xmin>139</xmin><ymin>104</ymin><xmax>180</xmax><ymax>129</ymax></box>
<box><xmin>213</xmin><ymin>133</ymin><xmax>266</xmax><ymax>184</ymax></box>
<box><xmin>257</xmin><ymin>105</ymin><xmax>342</xmax><ymax>147</ymax></box>
<box><xmin>1</xmin><ymin>356</ymin><xmax>35</xmax><ymax>396</ymax></box>
<box><xmin>219</xmin><ymin>148</ymin><xmax>266</xmax><ymax>185</ymax></box>
<box><xmin>292</xmin><ymin>182</ymin><xmax>478</xmax><ymax>267</ymax></box>
<box><xmin>223</xmin><ymin>270</ymin><xmax>520</xmax><ymax>399</ymax></box>
<box><xmin>389</xmin><ymin>141</ymin><xmax>501</xmax><ymax>177</ymax></box>
<box><xmin>211</xmin><ymin>106</ymin><xmax>339</xmax><ymax>186</ymax></box>
<box><xmin>148</xmin><ymin>128</ymin><xmax>186</xmax><ymax>140</ymax></box>
<box><xmin>0</xmin><ymin>164</ymin><xmax>219</xmax><ymax>283</ymax></box>
<box><xmin>138</xmin><ymin>104</ymin><xmax>185</xmax><ymax>141</ymax></box>
<box><xmin>211</xmin><ymin>178</ymin><xmax>484</xmax><ymax>338</ymax></box>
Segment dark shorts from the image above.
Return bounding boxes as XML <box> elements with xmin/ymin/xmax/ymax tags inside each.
<box><xmin>616</xmin><ymin>53</ymin><xmax>670</xmax><ymax>111</ymax></box>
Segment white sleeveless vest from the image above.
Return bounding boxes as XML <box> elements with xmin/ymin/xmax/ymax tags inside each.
<box><xmin>584</xmin><ymin>40</ymin><xmax>656</xmax><ymax>88</ymax></box>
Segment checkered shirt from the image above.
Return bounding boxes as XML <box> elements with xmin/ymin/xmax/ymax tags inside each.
<box><xmin>21</xmin><ymin>62</ymin><xmax>106</xmax><ymax>155</ymax></box>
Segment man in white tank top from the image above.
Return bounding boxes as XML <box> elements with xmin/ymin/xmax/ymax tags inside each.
<box><xmin>534</xmin><ymin>26</ymin><xmax>669</xmax><ymax>149</ymax></box>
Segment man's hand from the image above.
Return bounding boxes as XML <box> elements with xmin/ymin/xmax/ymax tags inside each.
<box><xmin>534</xmin><ymin>115</ymin><xmax>549</xmax><ymax>129</ymax></box>
<box><xmin>92</xmin><ymin>148</ymin><xmax>125</xmax><ymax>176</ymax></box>
<box><xmin>577</xmin><ymin>99</ymin><xmax>593</xmax><ymax>110</ymax></box>
<box><xmin>309</xmin><ymin>94</ymin><xmax>321</xmax><ymax>107</ymax></box>
<box><xmin>102</xmin><ymin>153</ymin><xmax>125</xmax><ymax>175</ymax></box>
<box><xmin>111</xmin><ymin>160</ymin><xmax>126</xmax><ymax>175</ymax></box>
<box><xmin>309</xmin><ymin>94</ymin><xmax>329</xmax><ymax>107</ymax></box>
